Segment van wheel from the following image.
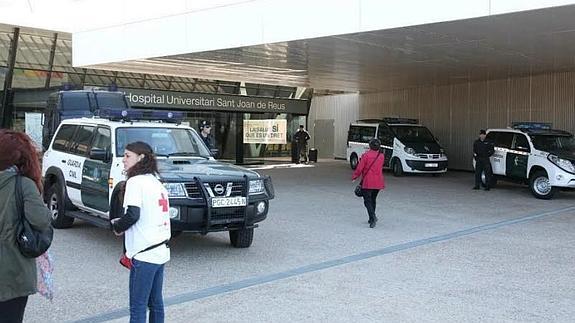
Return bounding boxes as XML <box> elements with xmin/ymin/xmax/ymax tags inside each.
<box><xmin>350</xmin><ymin>154</ymin><xmax>358</xmax><ymax>170</ymax></box>
<box><xmin>46</xmin><ymin>182</ymin><xmax>74</xmax><ymax>229</ymax></box>
<box><xmin>530</xmin><ymin>171</ymin><xmax>556</xmax><ymax>199</ymax></box>
<box><xmin>229</xmin><ymin>228</ymin><xmax>254</xmax><ymax>248</ymax></box>
<box><xmin>392</xmin><ymin>159</ymin><xmax>403</xmax><ymax>177</ymax></box>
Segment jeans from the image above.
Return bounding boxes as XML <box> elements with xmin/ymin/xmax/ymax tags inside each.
<box><xmin>361</xmin><ymin>189</ymin><xmax>380</xmax><ymax>223</ymax></box>
<box><xmin>0</xmin><ymin>296</ymin><xmax>28</xmax><ymax>323</ymax></box>
<box><xmin>129</xmin><ymin>259</ymin><xmax>165</xmax><ymax>323</ymax></box>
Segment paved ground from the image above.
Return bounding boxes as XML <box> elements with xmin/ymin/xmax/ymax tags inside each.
<box><xmin>25</xmin><ymin>160</ymin><xmax>575</xmax><ymax>322</ymax></box>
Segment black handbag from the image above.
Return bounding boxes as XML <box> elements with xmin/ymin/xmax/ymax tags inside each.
<box><xmin>15</xmin><ymin>175</ymin><xmax>53</xmax><ymax>258</ymax></box>
<box><xmin>354</xmin><ymin>152</ymin><xmax>381</xmax><ymax>197</ymax></box>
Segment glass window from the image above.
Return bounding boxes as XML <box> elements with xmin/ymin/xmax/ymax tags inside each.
<box><xmin>91</xmin><ymin>127</ymin><xmax>111</xmax><ymax>152</ymax></box>
<box><xmin>348</xmin><ymin>126</ymin><xmax>376</xmax><ymax>143</ymax></box>
<box><xmin>69</xmin><ymin>126</ymin><xmax>95</xmax><ymax>156</ymax></box>
<box><xmin>513</xmin><ymin>134</ymin><xmax>530</xmax><ymax>152</ymax></box>
<box><xmin>530</xmin><ymin>134</ymin><xmax>575</xmax><ymax>151</ymax></box>
<box><xmin>116</xmin><ymin>127</ymin><xmax>211</xmax><ymax>158</ymax></box>
<box><xmin>377</xmin><ymin>124</ymin><xmax>394</xmax><ymax>146</ymax></box>
<box><xmin>390</xmin><ymin>125</ymin><xmax>436</xmax><ymax>143</ymax></box>
<box><xmin>487</xmin><ymin>132</ymin><xmax>514</xmax><ymax>149</ymax></box>
<box><xmin>52</xmin><ymin>125</ymin><xmax>77</xmax><ymax>152</ymax></box>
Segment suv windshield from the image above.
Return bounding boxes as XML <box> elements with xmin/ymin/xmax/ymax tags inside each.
<box><xmin>390</xmin><ymin>125</ymin><xmax>436</xmax><ymax>143</ymax></box>
<box><xmin>116</xmin><ymin>127</ymin><xmax>211</xmax><ymax>158</ymax></box>
<box><xmin>530</xmin><ymin>134</ymin><xmax>575</xmax><ymax>151</ymax></box>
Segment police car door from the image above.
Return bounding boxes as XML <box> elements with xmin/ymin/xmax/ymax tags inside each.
<box><xmin>81</xmin><ymin>127</ymin><xmax>112</xmax><ymax>213</ymax></box>
<box><xmin>505</xmin><ymin>133</ymin><xmax>530</xmax><ymax>179</ymax></box>
<box><xmin>377</xmin><ymin>123</ymin><xmax>394</xmax><ymax>167</ymax></box>
<box><xmin>487</xmin><ymin>131</ymin><xmax>513</xmax><ymax>176</ymax></box>
<box><xmin>65</xmin><ymin>125</ymin><xmax>95</xmax><ymax>206</ymax></box>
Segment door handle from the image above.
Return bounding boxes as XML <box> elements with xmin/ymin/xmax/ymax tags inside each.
<box><xmin>61</xmin><ymin>160</ymin><xmax>66</xmax><ymax>163</ymax></box>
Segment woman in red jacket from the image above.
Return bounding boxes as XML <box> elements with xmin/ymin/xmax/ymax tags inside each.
<box><xmin>352</xmin><ymin>139</ymin><xmax>385</xmax><ymax>228</ymax></box>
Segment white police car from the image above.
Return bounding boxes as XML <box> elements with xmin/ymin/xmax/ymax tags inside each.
<box><xmin>481</xmin><ymin>122</ymin><xmax>575</xmax><ymax>199</ymax></box>
<box><xmin>42</xmin><ymin>109</ymin><xmax>274</xmax><ymax>248</ymax></box>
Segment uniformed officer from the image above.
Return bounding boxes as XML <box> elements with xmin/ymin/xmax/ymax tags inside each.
<box><xmin>473</xmin><ymin>129</ymin><xmax>495</xmax><ymax>190</ymax></box>
<box><xmin>199</xmin><ymin>120</ymin><xmax>215</xmax><ymax>150</ymax></box>
<box><xmin>293</xmin><ymin>125</ymin><xmax>310</xmax><ymax>164</ymax></box>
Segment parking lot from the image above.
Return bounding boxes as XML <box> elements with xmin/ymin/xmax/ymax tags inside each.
<box><xmin>26</xmin><ymin>160</ymin><xmax>575</xmax><ymax>322</ymax></box>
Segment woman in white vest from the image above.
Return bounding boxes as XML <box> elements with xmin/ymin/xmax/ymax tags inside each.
<box><xmin>111</xmin><ymin>141</ymin><xmax>171</xmax><ymax>323</ymax></box>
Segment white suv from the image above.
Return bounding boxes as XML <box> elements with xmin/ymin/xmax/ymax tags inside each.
<box><xmin>42</xmin><ymin>110</ymin><xmax>274</xmax><ymax>248</ymax></box>
<box><xmin>482</xmin><ymin>123</ymin><xmax>575</xmax><ymax>199</ymax></box>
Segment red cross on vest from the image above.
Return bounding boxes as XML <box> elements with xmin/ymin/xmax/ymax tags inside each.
<box><xmin>158</xmin><ymin>193</ymin><xmax>168</xmax><ymax>212</ymax></box>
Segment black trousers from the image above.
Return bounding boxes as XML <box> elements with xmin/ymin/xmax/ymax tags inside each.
<box><xmin>475</xmin><ymin>157</ymin><xmax>492</xmax><ymax>188</ymax></box>
<box><xmin>0</xmin><ymin>296</ymin><xmax>28</xmax><ymax>323</ymax></box>
<box><xmin>361</xmin><ymin>189</ymin><xmax>380</xmax><ymax>222</ymax></box>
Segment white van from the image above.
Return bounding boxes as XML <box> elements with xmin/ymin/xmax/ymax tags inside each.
<box><xmin>346</xmin><ymin>118</ymin><xmax>448</xmax><ymax>176</ymax></box>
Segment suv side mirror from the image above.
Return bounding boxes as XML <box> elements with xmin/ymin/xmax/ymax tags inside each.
<box><xmin>90</xmin><ymin>148</ymin><xmax>110</xmax><ymax>162</ymax></box>
<box><xmin>210</xmin><ymin>148</ymin><xmax>219</xmax><ymax>158</ymax></box>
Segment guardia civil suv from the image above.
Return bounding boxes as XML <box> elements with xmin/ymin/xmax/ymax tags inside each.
<box><xmin>42</xmin><ymin>110</ymin><xmax>274</xmax><ymax>248</ymax></box>
<box><xmin>479</xmin><ymin>122</ymin><xmax>575</xmax><ymax>199</ymax></box>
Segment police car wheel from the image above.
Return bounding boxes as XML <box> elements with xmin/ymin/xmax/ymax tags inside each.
<box><xmin>46</xmin><ymin>182</ymin><xmax>75</xmax><ymax>229</ymax></box>
<box><xmin>350</xmin><ymin>154</ymin><xmax>359</xmax><ymax>170</ymax></box>
<box><xmin>529</xmin><ymin>171</ymin><xmax>556</xmax><ymax>200</ymax></box>
<box><xmin>392</xmin><ymin>159</ymin><xmax>403</xmax><ymax>177</ymax></box>
<box><xmin>229</xmin><ymin>228</ymin><xmax>254</xmax><ymax>248</ymax></box>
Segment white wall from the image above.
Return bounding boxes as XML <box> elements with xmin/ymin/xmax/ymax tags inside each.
<box><xmin>309</xmin><ymin>93</ymin><xmax>359</xmax><ymax>159</ymax></box>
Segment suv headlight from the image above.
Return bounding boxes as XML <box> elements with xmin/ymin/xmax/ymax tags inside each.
<box><xmin>249</xmin><ymin>179</ymin><xmax>265</xmax><ymax>195</ymax></box>
<box><xmin>548</xmin><ymin>155</ymin><xmax>575</xmax><ymax>174</ymax></box>
<box><xmin>163</xmin><ymin>183</ymin><xmax>187</xmax><ymax>198</ymax></box>
<box><xmin>404</xmin><ymin>147</ymin><xmax>416</xmax><ymax>155</ymax></box>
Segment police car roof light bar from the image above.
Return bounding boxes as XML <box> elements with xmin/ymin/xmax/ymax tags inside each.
<box><xmin>96</xmin><ymin>107</ymin><xmax>184</xmax><ymax>124</ymax></box>
<box><xmin>511</xmin><ymin>122</ymin><xmax>552</xmax><ymax>130</ymax></box>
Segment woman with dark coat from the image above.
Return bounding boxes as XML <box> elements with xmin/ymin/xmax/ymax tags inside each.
<box><xmin>0</xmin><ymin>130</ymin><xmax>52</xmax><ymax>322</ymax></box>
<box><xmin>352</xmin><ymin>138</ymin><xmax>385</xmax><ymax>228</ymax></box>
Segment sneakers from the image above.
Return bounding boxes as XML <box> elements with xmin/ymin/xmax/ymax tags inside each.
<box><xmin>472</xmin><ymin>186</ymin><xmax>480</xmax><ymax>190</ymax></box>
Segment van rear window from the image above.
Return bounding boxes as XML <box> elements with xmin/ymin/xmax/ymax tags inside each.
<box><xmin>348</xmin><ymin>126</ymin><xmax>376</xmax><ymax>143</ymax></box>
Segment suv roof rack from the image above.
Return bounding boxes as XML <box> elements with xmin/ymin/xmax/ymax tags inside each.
<box><xmin>97</xmin><ymin>108</ymin><xmax>184</xmax><ymax>124</ymax></box>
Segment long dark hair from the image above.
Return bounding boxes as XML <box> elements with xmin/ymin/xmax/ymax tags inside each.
<box><xmin>0</xmin><ymin>129</ymin><xmax>43</xmax><ymax>192</ymax></box>
<box><xmin>125</xmin><ymin>141</ymin><xmax>158</xmax><ymax>179</ymax></box>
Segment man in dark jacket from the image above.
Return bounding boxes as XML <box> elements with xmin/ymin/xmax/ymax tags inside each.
<box><xmin>199</xmin><ymin>120</ymin><xmax>215</xmax><ymax>150</ymax></box>
<box><xmin>293</xmin><ymin>125</ymin><xmax>310</xmax><ymax>164</ymax></box>
<box><xmin>473</xmin><ymin>129</ymin><xmax>495</xmax><ymax>190</ymax></box>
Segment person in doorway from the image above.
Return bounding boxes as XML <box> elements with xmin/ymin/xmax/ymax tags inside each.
<box><xmin>352</xmin><ymin>138</ymin><xmax>385</xmax><ymax>228</ymax></box>
<box><xmin>111</xmin><ymin>141</ymin><xmax>171</xmax><ymax>323</ymax></box>
<box><xmin>0</xmin><ymin>130</ymin><xmax>52</xmax><ymax>323</ymax></box>
<box><xmin>473</xmin><ymin>129</ymin><xmax>495</xmax><ymax>190</ymax></box>
<box><xmin>199</xmin><ymin>120</ymin><xmax>215</xmax><ymax>150</ymax></box>
<box><xmin>293</xmin><ymin>125</ymin><xmax>311</xmax><ymax>163</ymax></box>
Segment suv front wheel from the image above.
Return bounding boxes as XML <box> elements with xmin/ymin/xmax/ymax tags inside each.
<box><xmin>530</xmin><ymin>171</ymin><xmax>556</xmax><ymax>199</ymax></box>
<box><xmin>46</xmin><ymin>182</ymin><xmax>75</xmax><ymax>228</ymax></box>
<box><xmin>229</xmin><ymin>228</ymin><xmax>254</xmax><ymax>248</ymax></box>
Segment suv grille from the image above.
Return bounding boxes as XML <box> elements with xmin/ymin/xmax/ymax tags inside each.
<box><xmin>184</xmin><ymin>181</ymin><xmax>246</xmax><ymax>198</ymax></box>
<box><xmin>210</xmin><ymin>207</ymin><xmax>245</xmax><ymax>224</ymax></box>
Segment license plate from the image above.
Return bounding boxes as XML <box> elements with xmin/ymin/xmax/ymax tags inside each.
<box><xmin>211</xmin><ymin>197</ymin><xmax>247</xmax><ymax>208</ymax></box>
<box><xmin>425</xmin><ymin>163</ymin><xmax>438</xmax><ymax>168</ymax></box>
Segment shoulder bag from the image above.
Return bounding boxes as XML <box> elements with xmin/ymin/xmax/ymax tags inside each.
<box><xmin>15</xmin><ymin>175</ymin><xmax>54</xmax><ymax>258</ymax></box>
<box><xmin>354</xmin><ymin>152</ymin><xmax>381</xmax><ymax>197</ymax></box>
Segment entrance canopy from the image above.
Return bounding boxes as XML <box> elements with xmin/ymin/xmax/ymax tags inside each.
<box><xmin>69</xmin><ymin>1</ymin><xmax>575</xmax><ymax>92</ymax></box>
